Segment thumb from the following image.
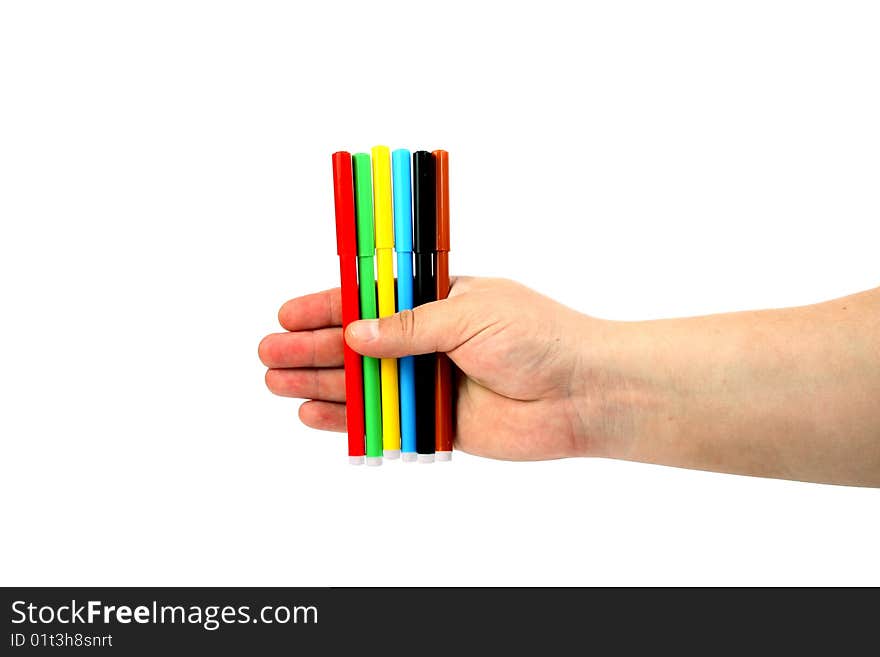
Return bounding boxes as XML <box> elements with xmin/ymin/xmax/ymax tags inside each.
<box><xmin>345</xmin><ymin>297</ymin><xmax>466</xmax><ymax>358</ymax></box>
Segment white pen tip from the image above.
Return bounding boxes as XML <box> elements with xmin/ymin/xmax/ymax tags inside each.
<box><xmin>365</xmin><ymin>457</ymin><xmax>383</xmax><ymax>467</ymax></box>
<box><xmin>349</xmin><ymin>456</ymin><xmax>365</xmax><ymax>465</ymax></box>
<box><xmin>402</xmin><ymin>452</ymin><xmax>417</xmax><ymax>463</ymax></box>
<box><xmin>435</xmin><ymin>451</ymin><xmax>452</xmax><ymax>462</ymax></box>
<box><xmin>384</xmin><ymin>449</ymin><xmax>400</xmax><ymax>460</ymax></box>
<box><xmin>417</xmin><ymin>454</ymin><xmax>435</xmax><ymax>464</ymax></box>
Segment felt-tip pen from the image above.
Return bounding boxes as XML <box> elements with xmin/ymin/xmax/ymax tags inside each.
<box><xmin>433</xmin><ymin>149</ymin><xmax>453</xmax><ymax>460</ymax></box>
<box><xmin>352</xmin><ymin>153</ymin><xmax>383</xmax><ymax>466</ymax></box>
<box><xmin>332</xmin><ymin>152</ymin><xmax>366</xmax><ymax>464</ymax></box>
<box><xmin>412</xmin><ymin>150</ymin><xmax>436</xmax><ymax>462</ymax></box>
<box><xmin>371</xmin><ymin>146</ymin><xmax>401</xmax><ymax>459</ymax></box>
<box><xmin>392</xmin><ymin>149</ymin><xmax>417</xmax><ymax>462</ymax></box>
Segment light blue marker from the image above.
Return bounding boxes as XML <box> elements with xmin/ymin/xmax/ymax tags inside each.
<box><xmin>392</xmin><ymin>148</ymin><xmax>417</xmax><ymax>461</ymax></box>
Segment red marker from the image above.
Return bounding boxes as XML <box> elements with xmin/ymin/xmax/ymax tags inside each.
<box><xmin>332</xmin><ymin>152</ymin><xmax>366</xmax><ymax>464</ymax></box>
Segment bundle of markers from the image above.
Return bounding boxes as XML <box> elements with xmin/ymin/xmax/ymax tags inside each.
<box><xmin>332</xmin><ymin>147</ymin><xmax>452</xmax><ymax>466</ymax></box>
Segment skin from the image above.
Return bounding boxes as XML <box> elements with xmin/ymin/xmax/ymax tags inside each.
<box><xmin>258</xmin><ymin>277</ymin><xmax>880</xmax><ymax>487</ymax></box>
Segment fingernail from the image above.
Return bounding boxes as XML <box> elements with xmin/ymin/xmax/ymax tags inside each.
<box><xmin>350</xmin><ymin>319</ymin><xmax>379</xmax><ymax>342</ymax></box>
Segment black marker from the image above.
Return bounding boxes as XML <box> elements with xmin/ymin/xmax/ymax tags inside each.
<box><xmin>412</xmin><ymin>150</ymin><xmax>436</xmax><ymax>462</ymax></box>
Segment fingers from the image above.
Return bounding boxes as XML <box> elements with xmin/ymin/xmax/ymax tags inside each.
<box><xmin>345</xmin><ymin>295</ymin><xmax>476</xmax><ymax>359</ymax></box>
<box><xmin>258</xmin><ymin>327</ymin><xmax>343</xmax><ymax>368</ymax></box>
<box><xmin>278</xmin><ymin>288</ymin><xmax>342</xmax><ymax>331</ymax></box>
<box><xmin>298</xmin><ymin>400</ymin><xmax>346</xmax><ymax>432</ymax></box>
<box><xmin>265</xmin><ymin>368</ymin><xmax>346</xmax><ymax>402</ymax></box>
<box><xmin>277</xmin><ymin>282</ymin><xmax>473</xmax><ymax>332</ymax></box>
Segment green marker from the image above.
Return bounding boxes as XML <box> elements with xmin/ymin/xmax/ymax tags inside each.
<box><xmin>352</xmin><ymin>153</ymin><xmax>383</xmax><ymax>466</ymax></box>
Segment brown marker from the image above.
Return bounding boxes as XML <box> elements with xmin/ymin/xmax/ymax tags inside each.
<box><xmin>433</xmin><ymin>149</ymin><xmax>453</xmax><ymax>460</ymax></box>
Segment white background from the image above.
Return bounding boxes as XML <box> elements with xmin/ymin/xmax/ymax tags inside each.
<box><xmin>1</xmin><ymin>1</ymin><xmax>878</xmax><ymax>586</ymax></box>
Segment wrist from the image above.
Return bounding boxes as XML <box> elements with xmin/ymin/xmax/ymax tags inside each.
<box><xmin>565</xmin><ymin>316</ymin><xmax>671</xmax><ymax>460</ymax></box>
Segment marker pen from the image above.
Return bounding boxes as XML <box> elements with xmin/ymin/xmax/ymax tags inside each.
<box><xmin>392</xmin><ymin>149</ymin><xmax>417</xmax><ymax>462</ymax></box>
<box><xmin>352</xmin><ymin>152</ymin><xmax>383</xmax><ymax>466</ymax></box>
<box><xmin>371</xmin><ymin>146</ymin><xmax>401</xmax><ymax>459</ymax></box>
<box><xmin>332</xmin><ymin>152</ymin><xmax>366</xmax><ymax>464</ymax></box>
<box><xmin>412</xmin><ymin>150</ymin><xmax>436</xmax><ymax>462</ymax></box>
<box><xmin>432</xmin><ymin>149</ymin><xmax>453</xmax><ymax>460</ymax></box>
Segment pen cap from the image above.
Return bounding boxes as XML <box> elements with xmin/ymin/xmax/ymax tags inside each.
<box><xmin>433</xmin><ymin>150</ymin><xmax>450</xmax><ymax>252</ymax></box>
<box><xmin>412</xmin><ymin>150</ymin><xmax>436</xmax><ymax>254</ymax></box>
<box><xmin>392</xmin><ymin>149</ymin><xmax>413</xmax><ymax>252</ymax></box>
<box><xmin>352</xmin><ymin>153</ymin><xmax>375</xmax><ymax>256</ymax></box>
<box><xmin>332</xmin><ymin>152</ymin><xmax>357</xmax><ymax>257</ymax></box>
<box><xmin>371</xmin><ymin>145</ymin><xmax>394</xmax><ymax>249</ymax></box>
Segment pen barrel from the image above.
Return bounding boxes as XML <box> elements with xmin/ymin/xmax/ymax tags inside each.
<box><xmin>434</xmin><ymin>252</ymin><xmax>452</xmax><ymax>454</ymax></box>
<box><xmin>435</xmin><ymin>251</ymin><xmax>449</xmax><ymax>298</ymax></box>
<box><xmin>362</xmin><ymin>355</ymin><xmax>383</xmax><ymax>458</ymax></box>
<box><xmin>413</xmin><ymin>253</ymin><xmax>435</xmax><ymax>307</ymax></box>
<box><xmin>339</xmin><ymin>256</ymin><xmax>365</xmax><ymax>457</ymax></box>
<box><xmin>376</xmin><ymin>248</ymin><xmax>396</xmax><ymax>317</ymax></box>
<box><xmin>358</xmin><ymin>254</ymin><xmax>383</xmax><ymax>458</ymax></box>
<box><xmin>413</xmin><ymin>252</ymin><xmax>435</xmax><ymax>453</ymax></box>
<box><xmin>435</xmin><ymin>353</ymin><xmax>453</xmax><ymax>453</ymax></box>
<box><xmin>396</xmin><ymin>251</ymin><xmax>414</xmax><ymax>310</ymax></box>
<box><xmin>380</xmin><ymin>356</ymin><xmax>400</xmax><ymax>452</ymax></box>
<box><xmin>414</xmin><ymin>353</ymin><xmax>436</xmax><ymax>454</ymax></box>
<box><xmin>399</xmin><ymin>355</ymin><xmax>417</xmax><ymax>454</ymax></box>
<box><xmin>396</xmin><ymin>251</ymin><xmax>417</xmax><ymax>454</ymax></box>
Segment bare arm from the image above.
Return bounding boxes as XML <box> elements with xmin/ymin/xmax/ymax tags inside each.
<box><xmin>584</xmin><ymin>286</ymin><xmax>880</xmax><ymax>486</ymax></box>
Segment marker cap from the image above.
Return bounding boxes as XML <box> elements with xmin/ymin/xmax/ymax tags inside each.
<box><xmin>352</xmin><ymin>153</ymin><xmax>375</xmax><ymax>256</ymax></box>
<box><xmin>371</xmin><ymin>146</ymin><xmax>394</xmax><ymax>249</ymax></box>
<box><xmin>332</xmin><ymin>152</ymin><xmax>357</xmax><ymax>257</ymax></box>
<box><xmin>433</xmin><ymin>150</ymin><xmax>450</xmax><ymax>252</ymax></box>
<box><xmin>412</xmin><ymin>151</ymin><xmax>436</xmax><ymax>254</ymax></box>
<box><xmin>392</xmin><ymin>149</ymin><xmax>413</xmax><ymax>252</ymax></box>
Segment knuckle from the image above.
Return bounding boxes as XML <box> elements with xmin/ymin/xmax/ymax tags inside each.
<box><xmin>312</xmin><ymin>369</ymin><xmax>322</xmax><ymax>399</ymax></box>
<box><xmin>396</xmin><ymin>309</ymin><xmax>416</xmax><ymax>340</ymax></box>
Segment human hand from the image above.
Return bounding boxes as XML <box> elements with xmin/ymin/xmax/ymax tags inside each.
<box><xmin>259</xmin><ymin>277</ymin><xmax>609</xmax><ymax>460</ymax></box>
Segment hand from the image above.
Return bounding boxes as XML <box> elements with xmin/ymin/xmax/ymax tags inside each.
<box><xmin>258</xmin><ymin>277</ymin><xmax>604</xmax><ymax>460</ymax></box>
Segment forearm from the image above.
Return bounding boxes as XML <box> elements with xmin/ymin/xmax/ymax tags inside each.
<box><xmin>577</xmin><ymin>287</ymin><xmax>880</xmax><ymax>486</ymax></box>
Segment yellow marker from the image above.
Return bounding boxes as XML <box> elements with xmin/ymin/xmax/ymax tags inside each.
<box><xmin>372</xmin><ymin>145</ymin><xmax>401</xmax><ymax>458</ymax></box>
